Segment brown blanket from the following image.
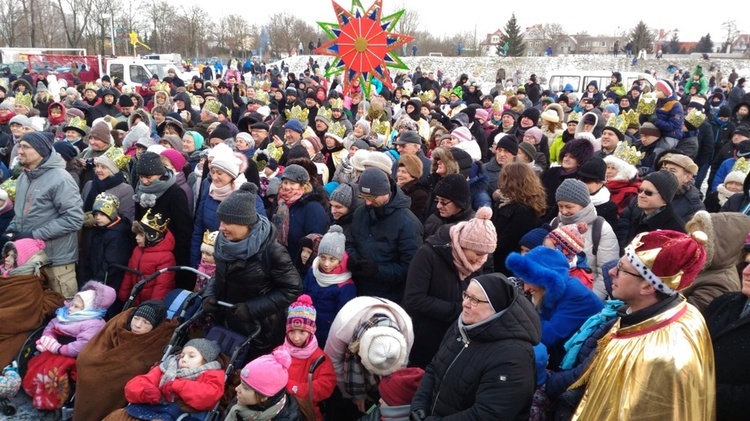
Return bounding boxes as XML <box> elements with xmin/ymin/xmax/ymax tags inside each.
<box><xmin>74</xmin><ymin>308</ymin><xmax>178</xmax><ymax>421</ymax></box>
<box><xmin>0</xmin><ymin>274</ymin><xmax>64</xmax><ymax>368</ymax></box>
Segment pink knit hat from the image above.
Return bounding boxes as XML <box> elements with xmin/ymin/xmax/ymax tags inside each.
<box><xmin>450</xmin><ymin>207</ymin><xmax>497</xmax><ymax>254</ymax></box>
<box><xmin>13</xmin><ymin>239</ymin><xmax>45</xmax><ymax>267</ymax></box>
<box><xmin>160</xmin><ymin>149</ymin><xmax>187</xmax><ymax>171</ymax></box>
<box><xmin>240</xmin><ymin>350</ymin><xmax>292</xmax><ymax>397</ymax></box>
<box><xmin>451</xmin><ymin>126</ymin><xmax>472</xmax><ymax>143</ymax></box>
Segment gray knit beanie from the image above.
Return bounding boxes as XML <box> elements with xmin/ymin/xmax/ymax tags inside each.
<box><xmin>330</xmin><ymin>183</ymin><xmax>354</xmax><ymax>208</ymax></box>
<box><xmin>20</xmin><ymin>131</ymin><xmax>54</xmax><ymax>158</ymax></box>
<box><xmin>216</xmin><ymin>182</ymin><xmax>259</xmax><ymax>225</ymax></box>
<box><xmin>281</xmin><ymin>164</ymin><xmax>310</xmax><ymax>185</ymax></box>
<box><xmin>644</xmin><ymin>170</ymin><xmax>679</xmax><ymax>203</ymax></box>
<box><xmin>555</xmin><ymin>179</ymin><xmax>591</xmax><ymax>207</ymax></box>
<box><xmin>184</xmin><ymin>338</ymin><xmax>221</xmax><ymax>363</ymax></box>
<box><xmin>317</xmin><ymin>225</ymin><xmax>346</xmax><ymax>261</ymax></box>
<box><xmin>358</xmin><ymin>168</ymin><xmax>391</xmax><ymax>196</ymax></box>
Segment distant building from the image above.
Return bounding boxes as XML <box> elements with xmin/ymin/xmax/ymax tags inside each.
<box><xmin>479</xmin><ymin>29</ymin><xmax>506</xmax><ymax>56</ymax></box>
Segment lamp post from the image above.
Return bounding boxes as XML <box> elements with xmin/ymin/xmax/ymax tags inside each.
<box><xmin>103</xmin><ymin>14</ymin><xmax>115</xmax><ymax>56</ymax></box>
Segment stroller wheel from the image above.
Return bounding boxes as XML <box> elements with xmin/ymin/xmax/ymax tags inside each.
<box><xmin>2</xmin><ymin>404</ymin><xmax>17</xmax><ymax>416</ymax></box>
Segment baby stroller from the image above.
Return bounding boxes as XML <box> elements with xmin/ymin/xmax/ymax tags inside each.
<box><xmin>61</xmin><ymin>265</ymin><xmax>210</xmax><ymax>421</ymax></box>
<box><xmin>0</xmin><ymin>362</ymin><xmax>21</xmax><ymax>416</ymax></box>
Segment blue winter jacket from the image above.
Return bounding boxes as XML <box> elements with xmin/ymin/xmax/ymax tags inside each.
<box><xmin>653</xmin><ymin>95</ymin><xmax>684</xmax><ymax>139</ymax></box>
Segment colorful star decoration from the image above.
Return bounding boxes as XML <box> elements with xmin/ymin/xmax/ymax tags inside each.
<box><xmin>314</xmin><ymin>0</ymin><xmax>414</xmax><ymax>97</ymax></box>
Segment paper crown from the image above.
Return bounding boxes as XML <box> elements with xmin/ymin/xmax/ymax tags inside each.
<box><xmin>253</xmin><ymin>80</ymin><xmax>271</xmax><ymax>91</ymax></box>
<box><xmin>152</xmin><ymin>81</ymin><xmax>170</xmax><ymax>93</ymax></box>
<box><xmin>732</xmin><ymin>157</ymin><xmax>750</xmax><ymax>174</ymax></box>
<box><xmin>622</xmin><ymin>109</ymin><xmax>640</xmax><ymax>126</ymax></box>
<box><xmin>329</xmin><ymin>97</ymin><xmax>344</xmax><ymax>110</ymax></box>
<box><xmin>140</xmin><ymin>208</ymin><xmax>170</xmax><ymax>233</ymax></box>
<box><xmin>202</xmin><ymin>230</ymin><xmax>218</xmax><ymax>247</ymax></box>
<box><xmin>63</xmin><ymin>116</ymin><xmax>88</xmax><ymax>134</ymax></box>
<box><xmin>613</xmin><ymin>141</ymin><xmax>644</xmax><ymax>166</ymax></box>
<box><xmin>685</xmin><ymin>108</ymin><xmax>706</xmax><ymax>128</ymax></box>
<box><xmin>636</xmin><ymin>92</ymin><xmax>657</xmax><ymax>115</ymax></box>
<box><xmin>371</xmin><ymin>119</ymin><xmax>391</xmax><ymax>136</ymax></box>
<box><xmin>284</xmin><ymin>105</ymin><xmax>309</xmax><ymax>127</ymax></box>
<box><xmin>605</xmin><ymin>114</ymin><xmax>629</xmax><ymax>135</ymax></box>
<box><xmin>328</xmin><ymin>121</ymin><xmax>347</xmax><ymax>138</ymax></box>
<box><xmin>93</xmin><ymin>192</ymin><xmax>120</xmax><ymax>220</ymax></box>
<box><xmin>317</xmin><ymin>107</ymin><xmax>333</xmax><ymax>122</ymax></box>
<box><xmin>84</xmin><ymin>82</ymin><xmax>98</xmax><ymax>92</ymax></box>
<box><xmin>491</xmin><ymin>101</ymin><xmax>504</xmax><ymax>112</ymax></box>
<box><xmin>104</xmin><ymin>146</ymin><xmax>131</xmax><ymax>170</ymax></box>
<box><xmin>0</xmin><ymin>177</ymin><xmax>16</xmax><ymax>201</ymax></box>
<box><xmin>254</xmin><ymin>89</ymin><xmax>269</xmax><ymax>105</ymax></box>
<box><xmin>418</xmin><ymin>90</ymin><xmax>436</xmax><ymax>104</ymax></box>
<box><xmin>0</xmin><ymin>78</ymin><xmax>8</xmax><ymax>91</ymax></box>
<box><xmin>204</xmin><ymin>99</ymin><xmax>221</xmax><ymax>115</ymax></box>
<box><xmin>14</xmin><ymin>92</ymin><xmax>31</xmax><ymax>108</ymax></box>
<box><xmin>567</xmin><ymin>110</ymin><xmax>581</xmax><ymax>123</ymax></box>
<box><xmin>439</xmin><ymin>87</ymin><xmax>451</xmax><ymax>99</ymax></box>
<box><xmin>401</xmin><ymin>88</ymin><xmax>412</xmax><ymax>98</ymax></box>
<box><xmin>187</xmin><ymin>92</ymin><xmax>199</xmax><ymax>106</ymax></box>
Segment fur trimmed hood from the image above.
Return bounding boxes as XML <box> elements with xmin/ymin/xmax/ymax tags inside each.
<box><xmin>79</xmin><ymin>280</ymin><xmax>117</xmax><ymax>310</ymax></box>
<box><xmin>505</xmin><ymin>246</ymin><xmax>570</xmax><ymax>304</ymax></box>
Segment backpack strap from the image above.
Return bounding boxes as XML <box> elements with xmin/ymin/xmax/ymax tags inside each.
<box><xmin>592</xmin><ymin>216</ymin><xmax>604</xmax><ymax>256</ymax></box>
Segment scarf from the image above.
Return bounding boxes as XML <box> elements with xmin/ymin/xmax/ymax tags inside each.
<box><xmin>157</xmin><ymin>353</ymin><xmax>222</xmax><ymax>388</ymax></box>
<box><xmin>214</xmin><ymin>216</ymin><xmax>272</xmax><ymax>262</ymax></box>
<box><xmin>281</xmin><ymin>334</ymin><xmax>319</xmax><ymax>360</ymax></box>
<box><xmin>0</xmin><ymin>111</ymin><xmax>15</xmax><ymax>125</ymax></box>
<box><xmin>9</xmin><ymin>250</ymin><xmax>49</xmax><ymax>277</ymax></box>
<box><xmin>134</xmin><ymin>170</ymin><xmax>176</xmax><ymax>208</ymax></box>
<box><xmin>450</xmin><ymin>224</ymin><xmax>487</xmax><ymax>280</ymax></box>
<box><xmin>559</xmin><ymin>299</ymin><xmax>623</xmax><ymax>370</ymax></box>
<box><xmin>84</xmin><ymin>172</ymin><xmax>126</xmax><ymax>211</ymax></box>
<box><xmin>589</xmin><ymin>186</ymin><xmax>611</xmax><ymax>206</ymax></box>
<box><xmin>311</xmin><ymin>255</ymin><xmax>352</xmax><ymax>287</ymax></box>
<box><xmin>209</xmin><ymin>173</ymin><xmax>248</xmax><ymax>202</ymax></box>
<box><xmin>344</xmin><ymin>314</ymin><xmax>397</xmax><ymax>401</ymax></box>
<box><xmin>225</xmin><ymin>394</ymin><xmax>287</xmax><ymax>421</ymax></box>
<box><xmin>54</xmin><ymin>306</ymin><xmax>106</xmax><ymax>323</ymax></box>
<box><xmin>558</xmin><ymin>202</ymin><xmax>598</xmax><ymax>226</ymax></box>
<box><xmin>717</xmin><ymin>184</ymin><xmax>738</xmax><ymax>206</ymax></box>
<box><xmin>196</xmin><ymin>262</ymin><xmax>216</xmax><ymax>290</ymax></box>
<box><xmin>273</xmin><ymin>190</ymin><xmax>305</xmax><ymax>247</ymax></box>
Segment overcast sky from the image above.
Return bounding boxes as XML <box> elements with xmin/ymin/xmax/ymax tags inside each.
<box><xmin>198</xmin><ymin>1</ymin><xmax>737</xmax><ymax>44</ymax></box>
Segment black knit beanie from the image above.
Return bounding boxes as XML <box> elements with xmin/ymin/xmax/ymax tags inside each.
<box><xmin>433</xmin><ymin>173</ymin><xmax>471</xmax><ymax>210</ymax></box>
<box><xmin>216</xmin><ymin>182</ymin><xmax>259</xmax><ymax>226</ymax></box>
<box><xmin>644</xmin><ymin>170</ymin><xmax>679</xmax><ymax>203</ymax></box>
<box><xmin>137</xmin><ymin>151</ymin><xmax>166</xmax><ymax>176</ymax></box>
<box><xmin>131</xmin><ymin>300</ymin><xmax>167</xmax><ymax>328</ymax></box>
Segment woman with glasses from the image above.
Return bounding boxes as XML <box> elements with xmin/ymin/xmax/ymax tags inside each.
<box><xmin>410</xmin><ymin>273</ymin><xmax>541</xmax><ymax>420</ymax></box>
<box><xmin>403</xmin><ymin>207</ymin><xmax>497</xmax><ymax>369</ymax></box>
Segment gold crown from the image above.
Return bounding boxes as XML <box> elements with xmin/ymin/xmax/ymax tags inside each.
<box><xmin>0</xmin><ymin>79</ymin><xmax>8</xmax><ymax>91</ymax></box>
<box><xmin>732</xmin><ymin>157</ymin><xmax>750</xmax><ymax>174</ymax></box>
<box><xmin>285</xmin><ymin>105</ymin><xmax>309</xmax><ymax>127</ymax></box>
<box><xmin>491</xmin><ymin>101</ymin><xmax>504</xmax><ymax>112</ymax></box>
<box><xmin>329</xmin><ymin>98</ymin><xmax>344</xmax><ymax>110</ymax></box>
<box><xmin>418</xmin><ymin>90</ymin><xmax>436</xmax><ymax>104</ymax></box>
<box><xmin>202</xmin><ymin>230</ymin><xmax>218</xmax><ymax>247</ymax></box>
<box><xmin>84</xmin><ymin>82</ymin><xmax>98</xmax><ymax>92</ymax></box>
<box><xmin>0</xmin><ymin>177</ymin><xmax>16</xmax><ymax>201</ymax></box>
<box><xmin>254</xmin><ymin>90</ymin><xmax>269</xmax><ymax>105</ymax></box>
<box><xmin>14</xmin><ymin>92</ymin><xmax>31</xmax><ymax>108</ymax></box>
<box><xmin>606</xmin><ymin>115</ymin><xmax>629</xmax><ymax>135</ymax></box>
<box><xmin>439</xmin><ymin>87</ymin><xmax>451</xmax><ymax>99</ymax></box>
<box><xmin>187</xmin><ymin>92</ymin><xmax>199</xmax><ymax>106</ymax></box>
<box><xmin>140</xmin><ymin>208</ymin><xmax>170</xmax><ymax>233</ymax></box>
<box><xmin>328</xmin><ymin>121</ymin><xmax>347</xmax><ymax>138</ymax></box>
<box><xmin>613</xmin><ymin>141</ymin><xmax>644</xmax><ymax>166</ymax></box>
<box><xmin>636</xmin><ymin>92</ymin><xmax>657</xmax><ymax>115</ymax></box>
<box><xmin>317</xmin><ymin>107</ymin><xmax>333</xmax><ymax>122</ymax></box>
<box><xmin>103</xmin><ymin>146</ymin><xmax>131</xmax><ymax>170</ymax></box>
<box><xmin>371</xmin><ymin>119</ymin><xmax>391</xmax><ymax>136</ymax></box>
<box><xmin>401</xmin><ymin>88</ymin><xmax>411</xmax><ymax>97</ymax></box>
<box><xmin>93</xmin><ymin>192</ymin><xmax>120</xmax><ymax>219</ymax></box>
<box><xmin>623</xmin><ymin>109</ymin><xmax>640</xmax><ymax>126</ymax></box>
<box><xmin>685</xmin><ymin>108</ymin><xmax>706</xmax><ymax>128</ymax></box>
<box><xmin>64</xmin><ymin>116</ymin><xmax>88</xmax><ymax>133</ymax></box>
<box><xmin>153</xmin><ymin>81</ymin><xmax>170</xmax><ymax>93</ymax></box>
<box><xmin>567</xmin><ymin>110</ymin><xmax>580</xmax><ymax>123</ymax></box>
<box><xmin>253</xmin><ymin>81</ymin><xmax>271</xmax><ymax>91</ymax></box>
<box><xmin>204</xmin><ymin>99</ymin><xmax>221</xmax><ymax>115</ymax></box>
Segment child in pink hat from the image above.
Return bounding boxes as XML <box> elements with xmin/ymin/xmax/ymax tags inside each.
<box><xmin>1</xmin><ymin>238</ymin><xmax>48</xmax><ymax>277</ymax></box>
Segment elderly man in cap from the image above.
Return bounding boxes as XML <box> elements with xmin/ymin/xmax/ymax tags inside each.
<box><xmin>4</xmin><ymin>131</ymin><xmax>84</xmax><ymax>299</ymax></box>
<box><xmin>572</xmin><ymin>230</ymin><xmax>714</xmax><ymax>420</ymax></box>
<box><xmin>482</xmin><ymin>134</ymin><xmax>518</xmax><ymax>194</ymax></box>
<box><xmin>658</xmin><ymin>152</ymin><xmax>705</xmax><ymax>221</ymax></box>
<box><xmin>390</xmin><ymin>130</ymin><xmax>431</xmax><ymax>183</ymax></box>
<box><xmin>346</xmin><ymin>168</ymin><xmax>423</xmax><ymax>302</ymax></box>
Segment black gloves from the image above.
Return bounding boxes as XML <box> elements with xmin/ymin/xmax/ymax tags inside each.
<box><xmin>231</xmin><ymin>303</ymin><xmax>251</xmax><ymax>322</ymax></box>
<box><xmin>350</xmin><ymin>257</ymin><xmax>378</xmax><ymax>279</ymax></box>
<box><xmin>410</xmin><ymin>409</ymin><xmax>426</xmax><ymax>421</ymax></box>
<box><xmin>202</xmin><ymin>296</ymin><xmax>219</xmax><ymax>314</ymax></box>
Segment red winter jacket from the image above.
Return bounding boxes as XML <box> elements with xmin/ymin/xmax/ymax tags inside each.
<box><xmin>118</xmin><ymin>230</ymin><xmax>176</xmax><ymax>304</ymax></box>
<box><xmin>283</xmin><ymin>346</ymin><xmax>336</xmax><ymax>421</ymax></box>
<box><xmin>123</xmin><ymin>363</ymin><xmax>225</xmax><ymax>411</ymax></box>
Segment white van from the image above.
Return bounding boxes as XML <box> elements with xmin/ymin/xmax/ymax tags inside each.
<box><xmin>547</xmin><ymin>71</ymin><xmax>655</xmax><ymax>98</ymax></box>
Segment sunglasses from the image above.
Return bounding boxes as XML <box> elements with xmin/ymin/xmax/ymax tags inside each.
<box><xmin>637</xmin><ymin>187</ymin><xmax>657</xmax><ymax>197</ymax></box>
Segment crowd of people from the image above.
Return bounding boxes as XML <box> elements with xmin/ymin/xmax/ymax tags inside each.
<box><xmin>0</xmin><ymin>58</ymin><xmax>748</xmax><ymax>421</ymax></box>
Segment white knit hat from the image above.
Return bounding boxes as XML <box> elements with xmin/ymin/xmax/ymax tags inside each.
<box><xmin>358</xmin><ymin>325</ymin><xmax>408</xmax><ymax>376</ymax></box>
<box><xmin>75</xmin><ymin>290</ymin><xmax>96</xmax><ymax>310</ymax></box>
<box><xmin>210</xmin><ymin>149</ymin><xmax>242</xmax><ymax>179</ymax></box>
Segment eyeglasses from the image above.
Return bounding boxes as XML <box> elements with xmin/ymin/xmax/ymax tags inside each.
<box><xmin>637</xmin><ymin>187</ymin><xmax>657</xmax><ymax>197</ymax></box>
<box><xmin>462</xmin><ymin>292</ymin><xmax>489</xmax><ymax>307</ymax></box>
<box><xmin>435</xmin><ymin>198</ymin><xmax>452</xmax><ymax>207</ymax></box>
<box><xmin>359</xmin><ymin>193</ymin><xmax>378</xmax><ymax>201</ymax></box>
<box><xmin>615</xmin><ymin>261</ymin><xmax>642</xmax><ymax>278</ymax></box>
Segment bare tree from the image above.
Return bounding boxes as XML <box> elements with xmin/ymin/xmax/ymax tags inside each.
<box><xmin>55</xmin><ymin>0</ymin><xmax>92</xmax><ymax>48</ymax></box>
<box><xmin>220</xmin><ymin>15</ymin><xmax>252</xmax><ymax>58</ymax></box>
<box><xmin>540</xmin><ymin>23</ymin><xmax>565</xmax><ymax>54</ymax></box>
<box><xmin>0</xmin><ymin>0</ymin><xmax>20</xmax><ymax>46</ymax></box>
<box><xmin>266</xmin><ymin>12</ymin><xmax>319</xmax><ymax>58</ymax></box>
<box><xmin>721</xmin><ymin>20</ymin><xmax>741</xmax><ymax>53</ymax></box>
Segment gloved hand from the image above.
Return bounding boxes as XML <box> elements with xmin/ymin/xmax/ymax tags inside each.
<box><xmin>142</xmin><ymin>385</ymin><xmax>162</xmax><ymax>404</ymax></box>
<box><xmin>160</xmin><ymin>380</ymin><xmax>177</xmax><ymax>402</ymax></box>
<box><xmin>410</xmin><ymin>409</ymin><xmax>427</xmax><ymax>421</ymax></box>
<box><xmin>231</xmin><ymin>303</ymin><xmax>251</xmax><ymax>322</ymax></box>
<box><xmin>3</xmin><ymin>231</ymin><xmax>16</xmax><ymax>242</ymax></box>
<box><xmin>351</xmin><ymin>259</ymin><xmax>378</xmax><ymax>279</ymax></box>
<box><xmin>648</xmin><ymin>113</ymin><xmax>658</xmax><ymax>123</ymax></box>
<box><xmin>202</xmin><ymin>296</ymin><xmax>219</xmax><ymax>314</ymax></box>
<box><xmin>83</xmin><ymin>212</ymin><xmax>96</xmax><ymax>228</ymax></box>
<box><xmin>16</xmin><ymin>231</ymin><xmax>32</xmax><ymax>239</ymax></box>
<box><xmin>37</xmin><ymin>336</ymin><xmax>61</xmax><ymax>354</ymax></box>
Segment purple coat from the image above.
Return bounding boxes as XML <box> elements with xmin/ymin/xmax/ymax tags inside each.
<box><xmin>42</xmin><ymin>317</ymin><xmax>106</xmax><ymax>357</ymax></box>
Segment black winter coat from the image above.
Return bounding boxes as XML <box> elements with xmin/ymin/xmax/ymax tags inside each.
<box><xmin>617</xmin><ymin>201</ymin><xmax>685</xmax><ymax>248</ymax></box>
<box><xmin>207</xmin><ymin>224</ymin><xmax>301</xmax><ymax>362</ymax></box>
<box><xmin>400</xmin><ymin>179</ymin><xmax>430</xmax><ymax>223</ymax></box>
<box><xmin>84</xmin><ymin>216</ymin><xmax>133</xmax><ymax>292</ymax></box>
<box><xmin>703</xmin><ymin>292</ymin><xmax>750</xmax><ymax>421</ymax></box>
<box><xmin>671</xmin><ymin>184</ymin><xmax>705</xmax><ymax>221</ymax></box>
<box><xmin>492</xmin><ymin>202</ymin><xmax>541</xmax><ymax>276</ymax></box>
<box><xmin>410</xmin><ymin>280</ymin><xmax>542</xmax><ymax>420</ymax></box>
<box><xmin>402</xmin><ymin>226</ymin><xmax>482</xmax><ymax>368</ymax></box>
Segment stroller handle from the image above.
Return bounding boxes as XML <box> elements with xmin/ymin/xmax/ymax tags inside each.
<box><xmin>123</xmin><ymin>266</ymin><xmax>212</xmax><ymax>311</ymax></box>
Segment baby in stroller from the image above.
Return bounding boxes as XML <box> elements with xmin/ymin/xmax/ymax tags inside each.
<box><xmin>22</xmin><ymin>280</ymin><xmax>115</xmax><ymax>410</ymax></box>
